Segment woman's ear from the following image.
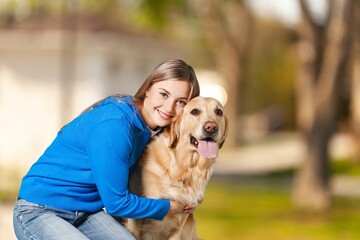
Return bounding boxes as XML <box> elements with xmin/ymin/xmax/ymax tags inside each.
<box><xmin>145</xmin><ymin>88</ymin><xmax>150</xmax><ymax>98</ymax></box>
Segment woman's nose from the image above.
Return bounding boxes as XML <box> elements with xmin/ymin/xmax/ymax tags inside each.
<box><xmin>164</xmin><ymin>101</ymin><xmax>175</xmax><ymax>114</ymax></box>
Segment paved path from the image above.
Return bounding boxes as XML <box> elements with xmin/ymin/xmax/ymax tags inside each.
<box><xmin>214</xmin><ymin>135</ymin><xmax>305</xmax><ymax>174</ymax></box>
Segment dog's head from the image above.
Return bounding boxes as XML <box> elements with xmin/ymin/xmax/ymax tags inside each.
<box><xmin>168</xmin><ymin>96</ymin><xmax>228</xmax><ymax>158</ymax></box>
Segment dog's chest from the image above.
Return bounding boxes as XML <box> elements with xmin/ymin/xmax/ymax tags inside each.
<box><xmin>161</xmin><ymin>169</ymin><xmax>211</xmax><ymax>205</ymax></box>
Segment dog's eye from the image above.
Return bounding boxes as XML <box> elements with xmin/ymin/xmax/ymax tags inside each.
<box><xmin>190</xmin><ymin>108</ymin><xmax>200</xmax><ymax>116</ymax></box>
<box><xmin>215</xmin><ymin>108</ymin><xmax>223</xmax><ymax>117</ymax></box>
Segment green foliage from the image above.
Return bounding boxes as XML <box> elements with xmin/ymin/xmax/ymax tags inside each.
<box><xmin>331</xmin><ymin>159</ymin><xmax>360</xmax><ymax>176</ymax></box>
<box><xmin>79</xmin><ymin>0</ymin><xmax>120</xmax><ymax>18</ymax></box>
<box><xmin>195</xmin><ymin>176</ymin><xmax>360</xmax><ymax>240</ymax></box>
<box><xmin>0</xmin><ymin>166</ymin><xmax>22</xmax><ymax>203</ymax></box>
<box><xmin>0</xmin><ymin>190</ymin><xmax>17</xmax><ymax>203</ymax></box>
<box><xmin>0</xmin><ymin>0</ymin><xmax>16</xmax><ymax>24</ymax></box>
<box><xmin>128</xmin><ymin>0</ymin><xmax>191</xmax><ymax>33</ymax></box>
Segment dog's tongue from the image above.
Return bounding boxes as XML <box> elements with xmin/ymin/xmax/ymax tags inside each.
<box><xmin>198</xmin><ymin>140</ymin><xmax>219</xmax><ymax>158</ymax></box>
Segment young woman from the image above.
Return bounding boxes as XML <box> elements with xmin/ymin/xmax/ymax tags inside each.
<box><xmin>13</xmin><ymin>59</ymin><xmax>200</xmax><ymax>240</ymax></box>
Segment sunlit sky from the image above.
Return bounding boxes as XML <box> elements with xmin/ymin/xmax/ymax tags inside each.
<box><xmin>246</xmin><ymin>0</ymin><xmax>327</xmax><ymax>27</ymax></box>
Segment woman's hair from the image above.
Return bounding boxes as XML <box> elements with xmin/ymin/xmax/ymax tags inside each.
<box><xmin>81</xmin><ymin>59</ymin><xmax>200</xmax><ymax>114</ymax></box>
<box><xmin>133</xmin><ymin>59</ymin><xmax>200</xmax><ymax>103</ymax></box>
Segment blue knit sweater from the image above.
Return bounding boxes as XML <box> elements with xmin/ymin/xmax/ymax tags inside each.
<box><xmin>18</xmin><ymin>96</ymin><xmax>170</xmax><ymax>220</ymax></box>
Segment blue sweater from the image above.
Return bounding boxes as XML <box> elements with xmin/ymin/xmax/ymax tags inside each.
<box><xmin>18</xmin><ymin>96</ymin><xmax>170</xmax><ymax>220</ymax></box>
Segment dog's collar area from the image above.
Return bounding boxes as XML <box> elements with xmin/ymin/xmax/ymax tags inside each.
<box><xmin>148</xmin><ymin>126</ymin><xmax>163</xmax><ymax>137</ymax></box>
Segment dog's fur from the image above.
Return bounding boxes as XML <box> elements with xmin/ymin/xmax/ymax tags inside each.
<box><xmin>124</xmin><ymin>96</ymin><xmax>228</xmax><ymax>240</ymax></box>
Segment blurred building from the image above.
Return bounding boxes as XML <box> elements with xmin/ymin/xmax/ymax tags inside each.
<box><xmin>0</xmin><ymin>27</ymin><xmax>187</xmax><ymax>168</ymax></box>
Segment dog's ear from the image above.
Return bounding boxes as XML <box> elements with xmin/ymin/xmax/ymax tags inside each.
<box><xmin>218</xmin><ymin>115</ymin><xmax>228</xmax><ymax>149</ymax></box>
<box><xmin>168</xmin><ymin>114</ymin><xmax>182</xmax><ymax>149</ymax></box>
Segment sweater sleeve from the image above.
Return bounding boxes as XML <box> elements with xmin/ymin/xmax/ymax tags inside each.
<box><xmin>87</xmin><ymin>118</ymin><xmax>170</xmax><ymax>220</ymax></box>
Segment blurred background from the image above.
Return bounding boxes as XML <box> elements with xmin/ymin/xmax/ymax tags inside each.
<box><xmin>1</xmin><ymin>0</ymin><xmax>360</xmax><ymax>239</ymax></box>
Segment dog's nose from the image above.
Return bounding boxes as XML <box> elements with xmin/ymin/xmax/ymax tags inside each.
<box><xmin>203</xmin><ymin>121</ymin><xmax>218</xmax><ymax>134</ymax></box>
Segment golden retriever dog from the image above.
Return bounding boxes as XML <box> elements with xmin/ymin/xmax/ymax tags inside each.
<box><xmin>122</xmin><ymin>96</ymin><xmax>228</xmax><ymax>240</ymax></box>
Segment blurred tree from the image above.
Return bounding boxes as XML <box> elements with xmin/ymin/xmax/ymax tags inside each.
<box><xmin>292</xmin><ymin>0</ymin><xmax>356</xmax><ymax>211</ymax></box>
<box><xmin>243</xmin><ymin>20</ymin><xmax>297</xmax><ymax>129</ymax></box>
<box><xmin>350</xmin><ymin>1</ymin><xmax>360</xmax><ymax>161</ymax></box>
<box><xmin>0</xmin><ymin>0</ymin><xmax>16</xmax><ymax>25</ymax></box>
<box><xmin>187</xmin><ymin>0</ymin><xmax>254</xmax><ymax>147</ymax></box>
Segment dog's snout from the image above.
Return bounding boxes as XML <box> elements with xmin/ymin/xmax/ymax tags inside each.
<box><xmin>203</xmin><ymin>121</ymin><xmax>218</xmax><ymax>134</ymax></box>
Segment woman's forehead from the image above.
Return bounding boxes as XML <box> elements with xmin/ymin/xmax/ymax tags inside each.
<box><xmin>151</xmin><ymin>80</ymin><xmax>191</xmax><ymax>98</ymax></box>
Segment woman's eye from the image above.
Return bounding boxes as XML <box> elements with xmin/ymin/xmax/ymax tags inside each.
<box><xmin>177</xmin><ymin>100</ymin><xmax>187</xmax><ymax>106</ymax></box>
<box><xmin>160</xmin><ymin>92</ymin><xmax>168</xmax><ymax>98</ymax></box>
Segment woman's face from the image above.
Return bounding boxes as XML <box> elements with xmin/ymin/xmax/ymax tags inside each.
<box><xmin>141</xmin><ymin>80</ymin><xmax>191</xmax><ymax>129</ymax></box>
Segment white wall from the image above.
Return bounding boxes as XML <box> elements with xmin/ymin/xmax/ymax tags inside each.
<box><xmin>0</xmin><ymin>30</ymin><xmax>187</xmax><ymax>169</ymax></box>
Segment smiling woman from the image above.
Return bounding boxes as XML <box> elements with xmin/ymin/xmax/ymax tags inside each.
<box><xmin>139</xmin><ymin>80</ymin><xmax>191</xmax><ymax>129</ymax></box>
<box><xmin>13</xmin><ymin>59</ymin><xmax>200</xmax><ymax>240</ymax></box>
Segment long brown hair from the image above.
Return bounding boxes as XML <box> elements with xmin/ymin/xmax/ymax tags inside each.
<box><xmin>81</xmin><ymin>59</ymin><xmax>200</xmax><ymax>114</ymax></box>
<box><xmin>133</xmin><ymin>59</ymin><xmax>200</xmax><ymax>103</ymax></box>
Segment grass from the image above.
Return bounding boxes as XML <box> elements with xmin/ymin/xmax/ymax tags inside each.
<box><xmin>0</xmin><ymin>189</ymin><xmax>17</xmax><ymax>203</ymax></box>
<box><xmin>265</xmin><ymin>158</ymin><xmax>360</xmax><ymax>178</ymax></box>
<box><xmin>0</xmin><ymin>166</ymin><xmax>22</xmax><ymax>203</ymax></box>
<box><xmin>195</xmin><ymin>175</ymin><xmax>360</xmax><ymax>240</ymax></box>
<box><xmin>331</xmin><ymin>159</ymin><xmax>360</xmax><ymax>176</ymax></box>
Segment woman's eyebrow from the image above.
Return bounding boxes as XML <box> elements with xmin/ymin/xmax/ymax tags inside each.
<box><xmin>158</xmin><ymin>88</ymin><xmax>170</xmax><ymax>95</ymax></box>
<box><xmin>178</xmin><ymin>97</ymin><xmax>189</xmax><ymax>101</ymax></box>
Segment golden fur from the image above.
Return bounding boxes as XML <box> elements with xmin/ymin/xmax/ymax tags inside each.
<box><xmin>124</xmin><ymin>96</ymin><xmax>228</xmax><ymax>240</ymax></box>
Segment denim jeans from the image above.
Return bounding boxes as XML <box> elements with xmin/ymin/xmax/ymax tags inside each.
<box><xmin>13</xmin><ymin>199</ymin><xmax>135</xmax><ymax>240</ymax></box>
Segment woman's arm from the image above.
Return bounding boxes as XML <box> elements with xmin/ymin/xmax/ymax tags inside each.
<box><xmin>88</xmin><ymin>119</ymin><xmax>170</xmax><ymax>220</ymax></box>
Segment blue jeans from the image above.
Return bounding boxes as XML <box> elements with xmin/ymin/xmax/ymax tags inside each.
<box><xmin>13</xmin><ymin>199</ymin><xmax>135</xmax><ymax>240</ymax></box>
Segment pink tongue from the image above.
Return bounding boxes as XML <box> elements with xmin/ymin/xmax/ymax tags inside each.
<box><xmin>198</xmin><ymin>140</ymin><xmax>219</xmax><ymax>158</ymax></box>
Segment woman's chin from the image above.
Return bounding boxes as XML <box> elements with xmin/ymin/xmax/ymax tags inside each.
<box><xmin>155</xmin><ymin>119</ymin><xmax>172</xmax><ymax>128</ymax></box>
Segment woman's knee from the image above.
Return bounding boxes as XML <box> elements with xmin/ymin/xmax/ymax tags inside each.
<box><xmin>79</xmin><ymin>211</ymin><xmax>135</xmax><ymax>240</ymax></box>
<box><xmin>13</xmin><ymin>199</ymin><xmax>88</xmax><ymax>240</ymax></box>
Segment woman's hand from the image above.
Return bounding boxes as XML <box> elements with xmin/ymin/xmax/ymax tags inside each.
<box><xmin>169</xmin><ymin>200</ymin><xmax>199</xmax><ymax>214</ymax></box>
<box><xmin>183</xmin><ymin>205</ymin><xmax>196</xmax><ymax>214</ymax></box>
<box><xmin>169</xmin><ymin>200</ymin><xmax>185</xmax><ymax>214</ymax></box>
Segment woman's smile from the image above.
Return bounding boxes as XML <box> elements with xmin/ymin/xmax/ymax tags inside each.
<box><xmin>157</xmin><ymin>109</ymin><xmax>174</xmax><ymax>120</ymax></box>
